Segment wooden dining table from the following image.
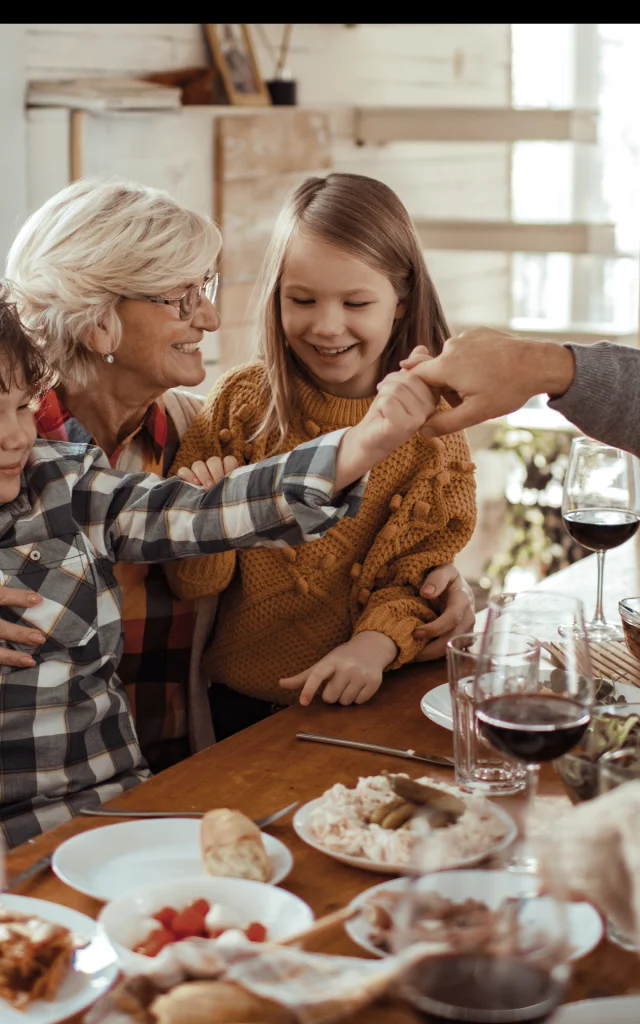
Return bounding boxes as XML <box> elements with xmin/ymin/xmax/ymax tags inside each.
<box><xmin>6</xmin><ymin>537</ymin><xmax>640</xmax><ymax>1023</ymax></box>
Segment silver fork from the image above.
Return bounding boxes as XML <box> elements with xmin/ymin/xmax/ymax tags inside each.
<box><xmin>78</xmin><ymin>799</ymin><xmax>299</xmax><ymax>828</ymax></box>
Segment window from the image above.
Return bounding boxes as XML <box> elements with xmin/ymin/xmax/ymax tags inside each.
<box><xmin>511</xmin><ymin>24</ymin><xmax>640</xmax><ymax>335</ymax></box>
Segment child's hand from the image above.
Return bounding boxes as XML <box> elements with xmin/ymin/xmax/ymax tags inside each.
<box><xmin>177</xmin><ymin>454</ymin><xmax>240</xmax><ymax>489</ymax></box>
<box><xmin>334</xmin><ymin>369</ymin><xmax>441</xmax><ymax>491</ymax></box>
<box><xmin>399</xmin><ymin>344</ymin><xmax>432</xmax><ymax>370</ymax></box>
<box><xmin>279</xmin><ymin>632</ymin><xmax>397</xmax><ymax>706</ymax></box>
<box><xmin>370</xmin><ymin>367</ymin><xmax>439</xmax><ymax>449</ymax></box>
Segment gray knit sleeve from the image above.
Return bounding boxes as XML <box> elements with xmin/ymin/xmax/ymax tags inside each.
<box><xmin>548</xmin><ymin>342</ymin><xmax>640</xmax><ymax>457</ymax></box>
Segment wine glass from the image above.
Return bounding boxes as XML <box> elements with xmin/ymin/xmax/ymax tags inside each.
<box><xmin>561</xmin><ymin>436</ymin><xmax>639</xmax><ymax>641</ymax></box>
<box><xmin>475</xmin><ymin>591</ymin><xmax>594</xmax><ymax>872</ymax></box>
<box><xmin>391</xmin><ymin>855</ymin><xmax>571</xmax><ymax>1022</ymax></box>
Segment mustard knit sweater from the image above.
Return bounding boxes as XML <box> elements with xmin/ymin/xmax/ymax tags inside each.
<box><xmin>167</xmin><ymin>363</ymin><xmax>477</xmax><ymax>703</ymax></box>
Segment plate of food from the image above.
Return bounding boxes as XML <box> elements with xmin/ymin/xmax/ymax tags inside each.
<box><xmin>53</xmin><ymin>808</ymin><xmax>293</xmax><ymax>902</ymax></box>
<box><xmin>292</xmin><ymin>774</ymin><xmax>517</xmax><ymax>875</ymax></box>
<box><xmin>0</xmin><ymin>894</ymin><xmax>118</xmax><ymax>1024</ymax></box>
<box><xmin>421</xmin><ymin>676</ymin><xmax>639</xmax><ymax>732</ymax></box>
<box><xmin>344</xmin><ymin>874</ymin><xmax>603</xmax><ymax>961</ymax></box>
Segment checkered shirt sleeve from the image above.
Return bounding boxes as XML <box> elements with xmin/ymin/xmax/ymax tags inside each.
<box><xmin>77</xmin><ymin>427</ymin><xmax>366</xmax><ymax>560</ymax></box>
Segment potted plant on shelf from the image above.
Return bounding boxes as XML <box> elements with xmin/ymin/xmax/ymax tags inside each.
<box><xmin>258</xmin><ymin>24</ymin><xmax>297</xmax><ymax>105</ymax></box>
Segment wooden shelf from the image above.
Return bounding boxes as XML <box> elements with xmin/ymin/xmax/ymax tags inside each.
<box><xmin>415</xmin><ymin>219</ymin><xmax>618</xmax><ymax>255</ymax></box>
<box><xmin>450</xmin><ymin>320</ymin><xmax>638</xmax><ymax>346</ymax></box>
<box><xmin>354</xmin><ymin>106</ymin><xmax>599</xmax><ymax>145</ymax></box>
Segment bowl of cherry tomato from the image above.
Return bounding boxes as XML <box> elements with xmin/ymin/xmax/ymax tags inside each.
<box><xmin>97</xmin><ymin>876</ymin><xmax>314</xmax><ymax>974</ymax></box>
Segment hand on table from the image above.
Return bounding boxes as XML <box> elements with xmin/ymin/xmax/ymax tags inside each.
<box><xmin>279</xmin><ymin>632</ymin><xmax>397</xmax><ymax>707</ymax></box>
<box><xmin>0</xmin><ymin>585</ymin><xmax>46</xmax><ymax>668</ymax></box>
<box><xmin>412</xmin><ymin>563</ymin><xmax>475</xmax><ymax>662</ymax></box>
<box><xmin>176</xmin><ymin>454</ymin><xmax>240</xmax><ymax>488</ymax></box>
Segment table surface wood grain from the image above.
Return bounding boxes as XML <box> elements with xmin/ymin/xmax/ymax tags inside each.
<box><xmin>5</xmin><ymin>539</ymin><xmax>640</xmax><ymax>1023</ymax></box>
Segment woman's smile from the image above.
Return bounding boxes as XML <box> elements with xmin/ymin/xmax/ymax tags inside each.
<box><xmin>172</xmin><ymin>341</ymin><xmax>202</xmax><ymax>356</ymax></box>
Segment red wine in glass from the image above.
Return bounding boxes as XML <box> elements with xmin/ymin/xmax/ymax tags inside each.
<box><xmin>562</xmin><ymin>438</ymin><xmax>639</xmax><ymax>640</ymax></box>
<box><xmin>401</xmin><ymin>954</ymin><xmax>565</xmax><ymax>1022</ymax></box>
<box><xmin>476</xmin><ymin>693</ymin><xmax>590</xmax><ymax>763</ymax></box>
<box><xmin>563</xmin><ymin>508</ymin><xmax>640</xmax><ymax>552</ymax></box>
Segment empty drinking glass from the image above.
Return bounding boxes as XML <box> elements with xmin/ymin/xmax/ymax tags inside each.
<box><xmin>447</xmin><ymin>633</ymin><xmax>531</xmax><ymax>796</ymax></box>
<box><xmin>598</xmin><ymin>746</ymin><xmax>640</xmax><ymax>950</ymax></box>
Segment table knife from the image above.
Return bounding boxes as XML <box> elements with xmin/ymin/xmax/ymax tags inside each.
<box><xmin>296</xmin><ymin>732</ymin><xmax>454</xmax><ymax>767</ymax></box>
<box><xmin>2</xmin><ymin>852</ymin><xmax>52</xmax><ymax>892</ymax></box>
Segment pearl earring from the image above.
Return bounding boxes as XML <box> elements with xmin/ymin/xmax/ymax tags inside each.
<box><xmin>103</xmin><ymin>353</ymin><xmax>115</xmax><ymax>364</ymax></box>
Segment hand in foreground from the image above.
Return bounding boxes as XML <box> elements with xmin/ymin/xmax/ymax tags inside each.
<box><xmin>412</xmin><ymin>563</ymin><xmax>475</xmax><ymax>662</ymax></box>
<box><xmin>279</xmin><ymin>632</ymin><xmax>397</xmax><ymax>707</ymax></box>
<box><xmin>176</xmin><ymin>454</ymin><xmax>240</xmax><ymax>489</ymax></box>
<box><xmin>0</xmin><ymin>585</ymin><xmax>46</xmax><ymax>668</ymax></box>
<box><xmin>400</xmin><ymin>328</ymin><xmax>576</xmax><ymax>436</ymax></box>
<box><xmin>334</xmin><ymin>369</ymin><xmax>438</xmax><ymax>491</ymax></box>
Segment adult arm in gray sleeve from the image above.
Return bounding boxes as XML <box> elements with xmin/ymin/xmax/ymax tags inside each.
<box><xmin>548</xmin><ymin>342</ymin><xmax>640</xmax><ymax>457</ymax></box>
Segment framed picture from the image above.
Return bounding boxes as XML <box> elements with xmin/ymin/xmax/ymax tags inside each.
<box><xmin>203</xmin><ymin>25</ymin><xmax>271</xmax><ymax>106</ymax></box>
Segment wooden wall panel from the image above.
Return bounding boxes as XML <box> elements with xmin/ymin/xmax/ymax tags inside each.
<box><xmin>215</xmin><ymin>111</ymin><xmax>332</xmax><ymax>373</ymax></box>
<box><xmin>217</xmin><ymin>110</ymin><xmax>331</xmax><ymax>180</ymax></box>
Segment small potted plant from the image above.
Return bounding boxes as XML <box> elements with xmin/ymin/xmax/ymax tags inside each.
<box><xmin>261</xmin><ymin>24</ymin><xmax>297</xmax><ymax>105</ymax></box>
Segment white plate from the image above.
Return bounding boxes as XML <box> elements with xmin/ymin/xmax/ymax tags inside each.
<box><xmin>420</xmin><ymin>684</ymin><xmax>455</xmax><ymax>731</ymax></box>
<box><xmin>420</xmin><ymin>680</ymin><xmax>640</xmax><ymax>732</ymax></box>
<box><xmin>292</xmin><ymin>797</ymin><xmax>517</xmax><ymax>876</ymax></box>
<box><xmin>549</xmin><ymin>997</ymin><xmax>640</xmax><ymax>1023</ymax></box>
<box><xmin>52</xmin><ymin>819</ymin><xmax>292</xmax><ymax>902</ymax></box>
<box><xmin>0</xmin><ymin>894</ymin><xmax>118</xmax><ymax>1024</ymax></box>
<box><xmin>344</xmin><ymin>874</ymin><xmax>603</xmax><ymax>961</ymax></box>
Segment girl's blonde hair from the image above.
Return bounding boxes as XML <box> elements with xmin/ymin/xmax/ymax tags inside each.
<box><xmin>251</xmin><ymin>172</ymin><xmax>450</xmax><ymax>444</ymax></box>
<box><xmin>5</xmin><ymin>178</ymin><xmax>221</xmax><ymax>387</ymax></box>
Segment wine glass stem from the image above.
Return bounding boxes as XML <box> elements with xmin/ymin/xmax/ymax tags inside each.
<box><xmin>519</xmin><ymin>762</ymin><xmax>540</xmax><ymax>873</ymax></box>
<box><xmin>592</xmin><ymin>549</ymin><xmax>608</xmax><ymax>627</ymax></box>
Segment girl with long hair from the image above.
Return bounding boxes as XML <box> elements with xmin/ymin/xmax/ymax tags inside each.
<box><xmin>168</xmin><ymin>172</ymin><xmax>477</xmax><ymax>739</ymax></box>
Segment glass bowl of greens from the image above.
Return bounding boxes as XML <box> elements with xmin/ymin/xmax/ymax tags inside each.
<box><xmin>555</xmin><ymin>701</ymin><xmax>640</xmax><ymax>803</ymax></box>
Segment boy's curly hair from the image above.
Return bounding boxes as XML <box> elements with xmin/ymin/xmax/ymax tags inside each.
<box><xmin>0</xmin><ymin>282</ymin><xmax>56</xmax><ymax>399</ymax></box>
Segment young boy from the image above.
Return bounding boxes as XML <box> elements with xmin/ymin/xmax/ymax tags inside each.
<box><xmin>0</xmin><ymin>291</ymin><xmax>437</xmax><ymax>847</ymax></box>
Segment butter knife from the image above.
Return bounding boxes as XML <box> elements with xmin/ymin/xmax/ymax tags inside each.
<box><xmin>2</xmin><ymin>852</ymin><xmax>52</xmax><ymax>892</ymax></box>
<box><xmin>296</xmin><ymin>732</ymin><xmax>454</xmax><ymax>767</ymax></box>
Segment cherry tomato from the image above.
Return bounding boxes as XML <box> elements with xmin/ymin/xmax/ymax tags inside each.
<box><xmin>171</xmin><ymin>898</ymin><xmax>210</xmax><ymax>938</ymax></box>
<box><xmin>245</xmin><ymin>921</ymin><xmax>267</xmax><ymax>942</ymax></box>
<box><xmin>134</xmin><ymin>925</ymin><xmax>175</xmax><ymax>957</ymax></box>
<box><xmin>153</xmin><ymin>906</ymin><xmax>177</xmax><ymax>930</ymax></box>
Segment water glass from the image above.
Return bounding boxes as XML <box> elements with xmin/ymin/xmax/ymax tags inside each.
<box><xmin>599</xmin><ymin>746</ymin><xmax>640</xmax><ymax>950</ymax></box>
<box><xmin>446</xmin><ymin>633</ymin><xmax>531</xmax><ymax>796</ymax></box>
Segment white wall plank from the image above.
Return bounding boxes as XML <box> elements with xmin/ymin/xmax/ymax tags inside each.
<box><xmin>26</xmin><ymin>108</ymin><xmax>71</xmax><ymax>215</ymax></box>
<box><xmin>0</xmin><ymin>25</ymin><xmax>28</xmax><ymax>267</ymax></box>
<box><xmin>79</xmin><ymin>108</ymin><xmax>216</xmax><ymax>219</ymax></box>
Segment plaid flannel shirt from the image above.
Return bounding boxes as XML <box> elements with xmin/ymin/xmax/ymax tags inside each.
<box><xmin>36</xmin><ymin>389</ymin><xmax>196</xmax><ymax>767</ymax></box>
<box><xmin>0</xmin><ymin>432</ymin><xmax>364</xmax><ymax>848</ymax></box>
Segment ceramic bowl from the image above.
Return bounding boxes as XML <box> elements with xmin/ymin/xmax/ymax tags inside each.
<box><xmin>97</xmin><ymin>875</ymin><xmax>313</xmax><ymax>975</ymax></box>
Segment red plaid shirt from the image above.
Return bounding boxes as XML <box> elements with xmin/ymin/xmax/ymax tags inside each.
<box><xmin>35</xmin><ymin>389</ymin><xmax>194</xmax><ymax>769</ymax></box>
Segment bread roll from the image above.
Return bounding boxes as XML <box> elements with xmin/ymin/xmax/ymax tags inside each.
<box><xmin>151</xmin><ymin>980</ymin><xmax>294</xmax><ymax>1024</ymax></box>
<box><xmin>200</xmin><ymin>808</ymin><xmax>271</xmax><ymax>882</ymax></box>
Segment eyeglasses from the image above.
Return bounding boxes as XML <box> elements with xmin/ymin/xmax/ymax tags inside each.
<box><xmin>136</xmin><ymin>272</ymin><xmax>219</xmax><ymax>320</ymax></box>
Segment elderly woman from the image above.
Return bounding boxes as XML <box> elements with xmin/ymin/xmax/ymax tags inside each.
<box><xmin>2</xmin><ymin>178</ymin><xmax>474</xmax><ymax>771</ymax></box>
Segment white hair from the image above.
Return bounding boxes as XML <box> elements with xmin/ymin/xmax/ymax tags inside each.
<box><xmin>5</xmin><ymin>177</ymin><xmax>222</xmax><ymax>386</ymax></box>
